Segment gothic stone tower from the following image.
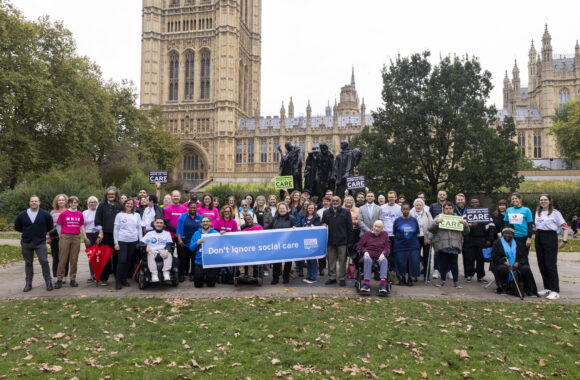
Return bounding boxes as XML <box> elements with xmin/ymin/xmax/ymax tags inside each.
<box><xmin>140</xmin><ymin>0</ymin><xmax>261</xmax><ymax>187</ymax></box>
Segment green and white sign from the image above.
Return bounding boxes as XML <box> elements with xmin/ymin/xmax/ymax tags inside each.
<box><xmin>274</xmin><ymin>176</ymin><xmax>294</xmax><ymax>191</ymax></box>
<box><xmin>439</xmin><ymin>214</ymin><xmax>464</xmax><ymax>231</ymax></box>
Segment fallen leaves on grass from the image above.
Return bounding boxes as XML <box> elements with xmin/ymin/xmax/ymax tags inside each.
<box><xmin>454</xmin><ymin>349</ymin><xmax>471</xmax><ymax>361</ymax></box>
<box><xmin>38</xmin><ymin>363</ymin><xmax>62</xmax><ymax>373</ymax></box>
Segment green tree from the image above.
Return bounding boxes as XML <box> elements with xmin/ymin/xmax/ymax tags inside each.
<box><xmin>550</xmin><ymin>100</ymin><xmax>580</xmax><ymax>165</ymax></box>
<box><xmin>0</xmin><ymin>2</ymin><xmax>180</xmax><ymax>190</ymax></box>
<box><xmin>352</xmin><ymin>51</ymin><xmax>527</xmax><ymax>199</ymax></box>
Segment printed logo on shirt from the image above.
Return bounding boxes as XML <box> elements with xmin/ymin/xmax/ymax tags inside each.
<box><xmin>508</xmin><ymin>214</ymin><xmax>523</xmax><ymax>225</ymax></box>
<box><xmin>304</xmin><ymin>238</ymin><xmax>318</xmax><ymax>250</ymax></box>
<box><xmin>402</xmin><ymin>225</ymin><xmax>414</xmax><ymax>239</ymax></box>
<box><xmin>150</xmin><ymin>237</ymin><xmax>158</xmax><ymax>245</ymax></box>
<box><xmin>121</xmin><ymin>217</ymin><xmax>128</xmax><ymax>224</ymax></box>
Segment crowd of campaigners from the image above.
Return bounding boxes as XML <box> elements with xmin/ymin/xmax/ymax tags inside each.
<box><xmin>14</xmin><ymin>185</ymin><xmax>570</xmax><ymax>300</ymax></box>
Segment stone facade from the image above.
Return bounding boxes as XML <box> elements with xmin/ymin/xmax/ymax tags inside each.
<box><xmin>500</xmin><ymin>24</ymin><xmax>580</xmax><ymax>169</ymax></box>
<box><xmin>140</xmin><ymin>0</ymin><xmax>372</xmax><ymax>187</ymax></box>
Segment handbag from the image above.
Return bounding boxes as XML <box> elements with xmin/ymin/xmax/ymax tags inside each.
<box><xmin>347</xmin><ymin>259</ymin><xmax>356</xmax><ymax>279</ymax></box>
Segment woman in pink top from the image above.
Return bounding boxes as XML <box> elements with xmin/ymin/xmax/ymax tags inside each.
<box><xmin>54</xmin><ymin>196</ymin><xmax>89</xmax><ymax>289</ymax></box>
<box><xmin>213</xmin><ymin>205</ymin><xmax>238</xmax><ymax>233</ymax></box>
<box><xmin>197</xmin><ymin>193</ymin><xmax>219</xmax><ymax>224</ymax></box>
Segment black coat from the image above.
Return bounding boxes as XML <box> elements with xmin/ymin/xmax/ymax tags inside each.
<box><xmin>268</xmin><ymin>213</ymin><xmax>297</xmax><ymax>230</ymax></box>
<box><xmin>322</xmin><ymin>206</ymin><xmax>353</xmax><ymax>245</ymax></box>
<box><xmin>14</xmin><ymin>208</ymin><xmax>53</xmax><ymax>243</ymax></box>
<box><xmin>491</xmin><ymin>238</ymin><xmax>529</xmax><ymax>267</ymax></box>
<box><xmin>95</xmin><ymin>201</ymin><xmax>122</xmax><ymax>234</ymax></box>
<box><xmin>488</xmin><ymin>212</ymin><xmax>506</xmax><ymax>243</ymax></box>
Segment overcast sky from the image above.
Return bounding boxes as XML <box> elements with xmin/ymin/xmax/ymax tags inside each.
<box><xmin>10</xmin><ymin>0</ymin><xmax>580</xmax><ymax>117</ymax></box>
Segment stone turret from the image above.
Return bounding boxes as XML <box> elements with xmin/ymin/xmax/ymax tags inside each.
<box><xmin>541</xmin><ymin>24</ymin><xmax>552</xmax><ymax>66</ymax></box>
<box><xmin>502</xmin><ymin>71</ymin><xmax>510</xmax><ymax>109</ymax></box>
<box><xmin>288</xmin><ymin>97</ymin><xmax>294</xmax><ymax>118</ymax></box>
<box><xmin>512</xmin><ymin>60</ymin><xmax>520</xmax><ymax>95</ymax></box>
<box><xmin>528</xmin><ymin>40</ymin><xmax>537</xmax><ymax>89</ymax></box>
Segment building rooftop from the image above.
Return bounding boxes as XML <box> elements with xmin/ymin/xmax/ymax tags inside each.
<box><xmin>515</xmin><ymin>106</ymin><xmax>542</xmax><ymax>122</ymax></box>
<box><xmin>552</xmin><ymin>57</ymin><xmax>575</xmax><ymax>72</ymax></box>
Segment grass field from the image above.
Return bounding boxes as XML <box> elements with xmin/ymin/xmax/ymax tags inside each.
<box><xmin>0</xmin><ymin>297</ymin><xmax>578</xmax><ymax>379</ymax></box>
<box><xmin>0</xmin><ymin>245</ymin><xmax>22</xmax><ymax>265</ymax></box>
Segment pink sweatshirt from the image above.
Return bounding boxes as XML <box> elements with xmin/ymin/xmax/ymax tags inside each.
<box><xmin>198</xmin><ymin>206</ymin><xmax>219</xmax><ymax>223</ymax></box>
<box><xmin>243</xmin><ymin>225</ymin><xmax>263</xmax><ymax>232</ymax></box>
<box><xmin>164</xmin><ymin>203</ymin><xmax>187</xmax><ymax>238</ymax></box>
<box><xmin>213</xmin><ymin>218</ymin><xmax>238</xmax><ymax>233</ymax></box>
<box><xmin>56</xmin><ymin>210</ymin><xmax>84</xmax><ymax>235</ymax></box>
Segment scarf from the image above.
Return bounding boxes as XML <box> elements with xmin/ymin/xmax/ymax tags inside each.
<box><xmin>501</xmin><ymin>237</ymin><xmax>517</xmax><ymax>282</ymax></box>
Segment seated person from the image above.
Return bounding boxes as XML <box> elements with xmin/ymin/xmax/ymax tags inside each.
<box><xmin>190</xmin><ymin>216</ymin><xmax>219</xmax><ymax>288</ymax></box>
<box><xmin>141</xmin><ymin>217</ymin><xmax>173</xmax><ymax>283</ymax></box>
<box><xmin>356</xmin><ymin>220</ymin><xmax>390</xmax><ymax>294</ymax></box>
<box><xmin>491</xmin><ymin>227</ymin><xmax>537</xmax><ymax>297</ymax></box>
<box><xmin>241</xmin><ymin>213</ymin><xmax>263</xmax><ymax>277</ymax></box>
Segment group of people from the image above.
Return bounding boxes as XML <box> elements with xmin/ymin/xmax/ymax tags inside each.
<box><xmin>14</xmin><ymin>185</ymin><xmax>569</xmax><ymax>300</ymax></box>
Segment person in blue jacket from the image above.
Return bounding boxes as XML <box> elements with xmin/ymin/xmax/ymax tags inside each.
<box><xmin>190</xmin><ymin>216</ymin><xmax>218</xmax><ymax>288</ymax></box>
<box><xmin>176</xmin><ymin>202</ymin><xmax>202</xmax><ymax>282</ymax></box>
<box><xmin>14</xmin><ymin>195</ymin><xmax>54</xmax><ymax>292</ymax></box>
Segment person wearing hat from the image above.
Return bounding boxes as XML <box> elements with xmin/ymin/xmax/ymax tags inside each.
<box><xmin>301</xmin><ymin>189</ymin><xmax>312</xmax><ymax>203</ymax></box>
<box><xmin>491</xmin><ymin>227</ymin><xmax>537</xmax><ymax>297</ymax></box>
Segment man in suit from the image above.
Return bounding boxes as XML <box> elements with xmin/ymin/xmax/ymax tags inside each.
<box><xmin>358</xmin><ymin>191</ymin><xmax>383</xmax><ymax>237</ymax></box>
<box><xmin>14</xmin><ymin>195</ymin><xmax>55</xmax><ymax>292</ymax></box>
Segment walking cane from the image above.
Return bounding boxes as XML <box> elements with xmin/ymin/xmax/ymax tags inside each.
<box><xmin>424</xmin><ymin>244</ymin><xmax>432</xmax><ymax>285</ymax></box>
<box><xmin>508</xmin><ymin>266</ymin><xmax>524</xmax><ymax>300</ymax></box>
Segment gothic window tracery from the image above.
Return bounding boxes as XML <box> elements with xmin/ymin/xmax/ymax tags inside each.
<box><xmin>169</xmin><ymin>52</ymin><xmax>179</xmax><ymax>101</ymax></box>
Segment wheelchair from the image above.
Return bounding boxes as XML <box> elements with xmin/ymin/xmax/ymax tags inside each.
<box><xmin>349</xmin><ymin>250</ymin><xmax>392</xmax><ymax>297</ymax></box>
<box><xmin>134</xmin><ymin>242</ymin><xmax>179</xmax><ymax>289</ymax></box>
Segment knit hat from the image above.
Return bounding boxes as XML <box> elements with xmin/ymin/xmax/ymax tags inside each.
<box><xmin>502</xmin><ymin>227</ymin><xmax>515</xmax><ymax>234</ymax></box>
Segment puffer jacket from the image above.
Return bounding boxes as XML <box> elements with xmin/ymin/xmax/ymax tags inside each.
<box><xmin>428</xmin><ymin>219</ymin><xmax>470</xmax><ymax>253</ymax></box>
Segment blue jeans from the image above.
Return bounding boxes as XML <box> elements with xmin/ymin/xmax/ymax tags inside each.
<box><xmin>363</xmin><ymin>256</ymin><xmax>388</xmax><ymax>281</ymax></box>
<box><xmin>306</xmin><ymin>259</ymin><xmax>318</xmax><ymax>280</ymax></box>
<box><xmin>395</xmin><ymin>249</ymin><xmax>421</xmax><ymax>278</ymax></box>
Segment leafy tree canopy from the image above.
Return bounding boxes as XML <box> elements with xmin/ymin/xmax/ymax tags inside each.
<box><xmin>352</xmin><ymin>51</ymin><xmax>528</xmax><ymax>199</ymax></box>
<box><xmin>550</xmin><ymin>100</ymin><xmax>580</xmax><ymax>165</ymax></box>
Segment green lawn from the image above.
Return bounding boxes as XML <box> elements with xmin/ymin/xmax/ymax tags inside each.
<box><xmin>530</xmin><ymin>238</ymin><xmax>580</xmax><ymax>252</ymax></box>
<box><xmin>0</xmin><ymin>232</ymin><xmax>21</xmax><ymax>240</ymax></box>
<box><xmin>0</xmin><ymin>298</ymin><xmax>578</xmax><ymax>378</ymax></box>
<box><xmin>0</xmin><ymin>245</ymin><xmax>22</xmax><ymax>265</ymax></box>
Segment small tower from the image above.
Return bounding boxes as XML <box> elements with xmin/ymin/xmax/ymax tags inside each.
<box><xmin>280</xmin><ymin>101</ymin><xmax>285</xmax><ymax>120</ymax></box>
<box><xmin>575</xmin><ymin>40</ymin><xmax>580</xmax><ymax>70</ymax></box>
<box><xmin>333</xmin><ymin>99</ymin><xmax>338</xmax><ymax>118</ymax></box>
<box><xmin>528</xmin><ymin>40</ymin><xmax>537</xmax><ymax>90</ymax></box>
<box><xmin>512</xmin><ymin>60</ymin><xmax>520</xmax><ymax>95</ymax></box>
<box><xmin>325</xmin><ymin>100</ymin><xmax>332</xmax><ymax>117</ymax></box>
<box><xmin>503</xmin><ymin>71</ymin><xmax>510</xmax><ymax>110</ymax></box>
<box><xmin>361</xmin><ymin>97</ymin><xmax>366</xmax><ymax>128</ymax></box>
<box><xmin>306</xmin><ymin>99</ymin><xmax>311</xmax><ymax>119</ymax></box>
<box><xmin>351</xmin><ymin>65</ymin><xmax>356</xmax><ymax>87</ymax></box>
<box><xmin>541</xmin><ymin>24</ymin><xmax>552</xmax><ymax>65</ymax></box>
<box><xmin>288</xmin><ymin>97</ymin><xmax>294</xmax><ymax>118</ymax></box>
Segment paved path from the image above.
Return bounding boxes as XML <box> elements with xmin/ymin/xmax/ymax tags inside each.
<box><xmin>1</xmin><ymin>238</ymin><xmax>579</xmax><ymax>303</ymax></box>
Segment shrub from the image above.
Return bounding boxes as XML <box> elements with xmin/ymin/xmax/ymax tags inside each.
<box><xmin>200</xmin><ymin>183</ymin><xmax>277</xmax><ymax>208</ymax></box>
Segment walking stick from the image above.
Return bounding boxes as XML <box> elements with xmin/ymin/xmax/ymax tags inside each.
<box><xmin>508</xmin><ymin>267</ymin><xmax>524</xmax><ymax>300</ymax></box>
<box><xmin>424</xmin><ymin>244</ymin><xmax>432</xmax><ymax>285</ymax></box>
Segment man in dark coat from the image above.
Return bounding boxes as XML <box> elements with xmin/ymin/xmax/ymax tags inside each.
<box><xmin>322</xmin><ymin>196</ymin><xmax>353</xmax><ymax>287</ymax></box>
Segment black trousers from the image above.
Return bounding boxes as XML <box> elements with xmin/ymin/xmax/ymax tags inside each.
<box><xmin>535</xmin><ymin>230</ymin><xmax>559</xmax><ymax>292</ymax></box>
<box><xmin>462</xmin><ymin>239</ymin><xmax>485</xmax><ymax>279</ymax></box>
<box><xmin>116</xmin><ymin>241</ymin><xmax>137</xmax><ymax>285</ymax></box>
<box><xmin>273</xmin><ymin>262</ymin><xmax>292</xmax><ymax>280</ymax></box>
<box><xmin>438</xmin><ymin>251</ymin><xmax>459</xmax><ymax>282</ymax></box>
<box><xmin>494</xmin><ymin>264</ymin><xmax>534</xmax><ymax>294</ymax></box>
<box><xmin>193</xmin><ymin>263</ymin><xmax>218</xmax><ymax>288</ymax></box>
<box><xmin>514</xmin><ymin>236</ymin><xmax>530</xmax><ymax>257</ymax></box>
<box><xmin>177</xmin><ymin>245</ymin><xmax>191</xmax><ymax>277</ymax></box>
<box><xmin>100</xmin><ymin>232</ymin><xmax>117</xmax><ymax>282</ymax></box>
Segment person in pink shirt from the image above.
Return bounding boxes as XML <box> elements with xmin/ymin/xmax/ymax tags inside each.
<box><xmin>197</xmin><ymin>193</ymin><xmax>219</xmax><ymax>224</ymax></box>
<box><xmin>54</xmin><ymin>196</ymin><xmax>89</xmax><ymax>289</ymax></box>
<box><xmin>213</xmin><ymin>205</ymin><xmax>238</xmax><ymax>233</ymax></box>
<box><xmin>163</xmin><ymin>190</ymin><xmax>188</xmax><ymax>281</ymax></box>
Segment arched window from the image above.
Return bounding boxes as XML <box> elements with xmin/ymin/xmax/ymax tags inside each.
<box><xmin>169</xmin><ymin>53</ymin><xmax>179</xmax><ymax>101</ymax></box>
<box><xmin>181</xmin><ymin>153</ymin><xmax>205</xmax><ymax>188</ymax></box>
<box><xmin>559</xmin><ymin>88</ymin><xmax>570</xmax><ymax>105</ymax></box>
<box><xmin>184</xmin><ymin>51</ymin><xmax>194</xmax><ymax>100</ymax></box>
<box><xmin>200</xmin><ymin>51</ymin><xmax>210</xmax><ymax>100</ymax></box>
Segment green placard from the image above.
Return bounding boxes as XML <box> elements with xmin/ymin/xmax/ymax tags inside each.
<box><xmin>274</xmin><ymin>176</ymin><xmax>294</xmax><ymax>191</ymax></box>
<box><xmin>439</xmin><ymin>214</ymin><xmax>464</xmax><ymax>231</ymax></box>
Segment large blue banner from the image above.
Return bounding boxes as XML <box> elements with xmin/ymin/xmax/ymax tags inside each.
<box><xmin>201</xmin><ymin>226</ymin><xmax>328</xmax><ymax>268</ymax></box>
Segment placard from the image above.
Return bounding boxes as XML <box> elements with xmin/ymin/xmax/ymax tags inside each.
<box><xmin>274</xmin><ymin>175</ymin><xmax>294</xmax><ymax>190</ymax></box>
<box><xmin>149</xmin><ymin>170</ymin><xmax>168</xmax><ymax>184</ymax></box>
<box><xmin>346</xmin><ymin>176</ymin><xmax>366</xmax><ymax>190</ymax></box>
<box><xmin>439</xmin><ymin>214</ymin><xmax>464</xmax><ymax>231</ymax></box>
<box><xmin>466</xmin><ymin>208</ymin><xmax>491</xmax><ymax>223</ymax></box>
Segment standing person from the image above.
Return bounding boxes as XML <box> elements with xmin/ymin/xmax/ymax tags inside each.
<box><xmin>141</xmin><ymin>194</ymin><xmax>163</xmax><ymax>235</ymax></box>
<box><xmin>289</xmin><ymin>190</ymin><xmax>302</xmax><ymax>217</ymax></box>
<box><xmin>571</xmin><ymin>216</ymin><xmax>578</xmax><ymax>238</ymax></box>
<box><xmin>164</xmin><ymin>190</ymin><xmax>188</xmax><ymax>282</ymax></box>
<box><xmin>83</xmin><ymin>196</ymin><xmax>99</xmax><ymax>282</ymax></box>
<box><xmin>393</xmin><ymin>203</ymin><xmax>420</xmax><ymax>286</ymax></box>
<box><xmin>253</xmin><ymin>195</ymin><xmax>272</xmax><ymax>228</ymax></box>
<box><xmin>416</xmin><ymin>192</ymin><xmax>430</xmax><ymax>213</ymax></box>
<box><xmin>504</xmin><ymin>192</ymin><xmax>534</xmax><ymax>256</ymax></box>
<box><xmin>357</xmin><ymin>220</ymin><xmax>390</xmax><ymax>294</ymax></box>
<box><xmin>301</xmin><ymin>202</ymin><xmax>322</xmax><ymax>284</ymax></box>
<box><xmin>54</xmin><ymin>196</ymin><xmax>89</xmax><ymax>289</ymax></box>
<box><xmin>161</xmin><ymin>194</ymin><xmax>171</xmax><ymax>208</ymax></box>
<box><xmin>113</xmin><ymin>199</ymin><xmax>142</xmax><ymax>290</ymax></box>
<box><xmin>462</xmin><ymin>197</ymin><xmax>488</xmax><ymax>283</ymax></box>
<box><xmin>294</xmin><ymin>201</ymin><xmax>312</xmax><ymax>277</ymax></box>
<box><xmin>14</xmin><ymin>195</ymin><xmax>54</xmax><ymax>292</ymax></box>
<box><xmin>48</xmin><ymin>194</ymin><xmax>68</xmax><ymax>280</ymax></box>
<box><xmin>184</xmin><ymin>189</ymin><xmax>202</xmax><ymax>209</ymax></box>
<box><xmin>190</xmin><ymin>217</ymin><xmax>219</xmax><ymax>288</ymax></box>
<box><xmin>136</xmin><ymin>195</ymin><xmax>149</xmax><ymax>217</ymax></box>
<box><xmin>214</xmin><ymin>205</ymin><xmax>238</xmax><ymax>233</ymax></box>
<box><xmin>212</xmin><ymin>196</ymin><xmax>220</xmax><ymax>210</ymax></box>
<box><xmin>316</xmin><ymin>196</ymin><xmax>331</xmax><ymax>276</ymax></box>
<box><xmin>358</xmin><ymin>191</ymin><xmax>383</xmax><ymax>237</ymax></box>
<box><xmin>241</xmin><ymin>213</ymin><xmax>263</xmax><ymax>278</ymax></box>
<box><xmin>176</xmin><ymin>201</ymin><xmax>202</xmax><ymax>282</ymax></box>
<box><xmin>410</xmin><ymin>198</ymin><xmax>433</xmax><ymax>279</ymax></box>
<box><xmin>429</xmin><ymin>189</ymin><xmax>448</xmax><ymax>279</ymax></box>
<box><xmin>227</xmin><ymin>196</ymin><xmax>237</xmax><ymax>211</ymax></box>
<box><xmin>488</xmin><ymin>200</ymin><xmax>508</xmax><ymax>243</ymax></box>
<box><xmin>377</xmin><ymin>194</ymin><xmax>386</xmax><ymax>206</ymax></box>
<box><xmin>197</xmin><ymin>193</ymin><xmax>219</xmax><ymax>224</ymax></box>
<box><xmin>268</xmin><ymin>202</ymin><xmax>297</xmax><ymax>284</ymax></box>
<box><xmin>381</xmin><ymin>191</ymin><xmax>402</xmax><ymax>249</ymax></box>
<box><xmin>355</xmin><ymin>192</ymin><xmax>365</xmax><ymax>208</ymax></box>
<box><xmin>535</xmin><ymin>194</ymin><xmax>569</xmax><ymax>300</ymax></box>
<box><xmin>344</xmin><ymin>195</ymin><xmax>360</xmax><ymax>277</ymax></box>
<box><xmin>95</xmin><ymin>187</ymin><xmax>123</xmax><ymax>286</ymax></box>
<box><xmin>267</xmin><ymin>195</ymin><xmax>278</xmax><ymax>219</ymax></box>
<box><xmin>322</xmin><ymin>196</ymin><xmax>353</xmax><ymax>287</ymax></box>
<box><xmin>429</xmin><ymin>201</ymin><xmax>470</xmax><ymax>288</ymax></box>
<box><xmin>235</xmin><ymin>199</ymin><xmax>257</xmax><ymax>230</ymax></box>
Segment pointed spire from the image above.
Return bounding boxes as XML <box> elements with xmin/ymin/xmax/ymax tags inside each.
<box><xmin>288</xmin><ymin>97</ymin><xmax>294</xmax><ymax>118</ymax></box>
<box><xmin>529</xmin><ymin>39</ymin><xmax>536</xmax><ymax>56</ymax></box>
<box><xmin>503</xmin><ymin>70</ymin><xmax>510</xmax><ymax>84</ymax></box>
<box><xmin>513</xmin><ymin>59</ymin><xmax>519</xmax><ymax>74</ymax></box>
<box><xmin>351</xmin><ymin>66</ymin><xmax>355</xmax><ymax>86</ymax></box>
<box><xmin>542</xmin><ymin>23</ymin><xmax>551</xmax><ymax>42</ymax></box>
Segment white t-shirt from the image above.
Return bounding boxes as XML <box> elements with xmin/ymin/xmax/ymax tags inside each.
<box><xmin>27</xmin><ymin>209</ymin><xmax>38</xmax><ymax>224</ymax></box>
<box><xmin>535</xmin><ymin>210</ymin><xmax>567</xmax><ymax>232</ymax></box>
<box><xmin>114</xmin><ymin>212</ymin><xmax>142</xmax><ymax>243</ymax></box>
<box><xmin>317</xmin><ymin>207</ymin><xmax>328</xmax><ymax>219</ymax></box>
<box><xmin>381</xmin><ymin>203</ymin><xmax>402</xmax><ymax>235</ymax></box>
<box><xmin>142</xmin><ymin>230</ymin><xmax>172</xmax><ymax>251</ymax></box>
<box><xmin>83</xmin><ymin>209</ymin><xmax>97</xmax><ymax>233</ymax></box>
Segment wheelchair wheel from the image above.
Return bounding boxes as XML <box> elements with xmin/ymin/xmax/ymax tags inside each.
<box><xmin>138</xmin><ymin>272</ymin><xmax>146</xmax><ymax>290</ymax></box>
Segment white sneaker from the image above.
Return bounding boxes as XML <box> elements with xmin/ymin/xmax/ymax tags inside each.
<box><xmin>432</xmin><ymin>270</ymin><xmax>441</xmax><ymax>279</ymax></box>
<box><xmin>538</xmin><ymin>289</ymin><xmax>551</xmax><ymax>296</ymax></box>
<box><xmin>163</xmin><ymin>271</ymin><xmax>171</xmax><ymax>281</ymax></box>
<box><xmin>546</xmin><ymin>291</ymin><xmax>560</xmax><ymax>300</ymax></box>
<box><xmin>447</xmin><ymin>271</ymin><xmax>453</xmax><ymax>280</ymax></box>
<box><xmin>151</xmin><ymin>273</ymin><xmax>160</xmax><ymax>283</ymax></box>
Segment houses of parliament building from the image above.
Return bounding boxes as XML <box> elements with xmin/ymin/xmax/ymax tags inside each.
<box><xmin>140</xmin><ymin>0</ymin><xmax>373</xmax><ymax>188</ymax></box>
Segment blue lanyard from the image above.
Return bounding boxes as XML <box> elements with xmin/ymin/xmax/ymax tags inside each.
<box><xmin>455</xmin><ymin>205</ymin><xmax>465</xmax><ymax>216</ymax></box>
